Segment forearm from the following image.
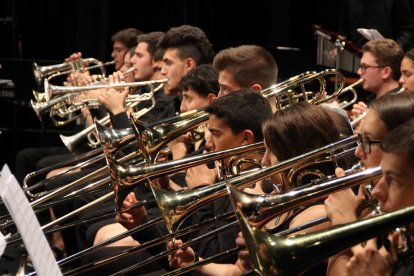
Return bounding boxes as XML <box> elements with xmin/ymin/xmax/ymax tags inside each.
<box><xmin>193</xmin><ymin>261</ymin><xmax>243</xmax><ymax>276</ymax></box>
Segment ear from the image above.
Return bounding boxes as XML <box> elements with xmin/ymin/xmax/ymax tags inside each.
<box><xmin>207</xmin><ymin>93</ymin><xmax>217</xmax><ymax>104</ymax></box>
<box><xmin>382</xmin><ymin>66</ymin><xmax>393</xmax><ymax>80</ymax></box>
<box><xmin>185</xmin><ymin>58</ymin><xmax>197</xmax><ymax>72</ymax></box>
<box><xmin>241</xmin><ymin>130</ymin><xmax>255</xmax><ymax>145</ymax></box>
<box><xmin>250</xmin><ymin>83</ymin><xmax>263</xmax><ymax>92</ymax></box>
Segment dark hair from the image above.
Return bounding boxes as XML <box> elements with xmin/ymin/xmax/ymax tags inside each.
<box><xmin>111</xmin><ymin>28</ymin><xmax>143</xmax><ymax>48</ymax></box>
<box><xmin>381</xmin><ymin>118</ymin><xmax>414</xmax><ymax>166</ymax></box>
<box><xmin>136</xmin><ymin>32</ymin><xmax>165</xmax><ymax>58</ymax></box>
<box><xmin>158</xmin><ymin>25</ymin><xmax>214</xmax><ymax>65</ymax></box>
<box><xmin>263</xmin><ymin>102</ymin><xmax>340</xmax><ymax>162</ymax></box>
<box><xmin>405</xmin><ymin>48</ymin><xmax>414</xmax><ymax>62</ymax></box>
<box><xmin>205</xmin><ymin>88</ymin><xmax>272</xmax><ymax>142</ymax></box>
<box><xmin>213</xmin><ymin>45</ymin><xmax>278</xmax><ymax>89</ymax></box>
<box><xmin>154</xmin><ymin>48</ymin><xmax>165</xmax><ymax>62</ymax></box>
<box><xmin>362</xmin><ymin>39</ymin><xmax>404</xmax><ymax>81</ymax></box>
<box><xmin>370</xmin><ymin>92</ymin><xmax>414</xmax><ymax>132</ymax></box>
<box><xmin>179</xmin><ymin>64</ymin><xmax>219</xmax><ymax>97</ymax></box>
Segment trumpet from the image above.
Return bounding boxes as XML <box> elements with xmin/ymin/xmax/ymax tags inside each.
<box><xmin>44</xmin><ymin>77</ymin><xmax>167</xmax><ymax>103</ymax></box>
<box><xmin>32</xmin><ymin>58</ymin><xmax>114</xmax><ymax>85</ymax></box>
<box><xmin>59</xmin><ymin>87</ymin><xmax>160</xmax><ymax>152</ymax></box>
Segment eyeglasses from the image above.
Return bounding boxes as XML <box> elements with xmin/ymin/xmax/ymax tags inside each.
<box><xmin>357</xmin><ymin>133</ymin><xmax>382</xmax><ymax>154</ymax></box>
<box><xmin>359</xmin><ymin>64</ymin><xmax>386</xmax><ymax>74</ymax></box>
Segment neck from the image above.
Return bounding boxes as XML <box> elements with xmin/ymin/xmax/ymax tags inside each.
<box><xmin>375</xmin><ymin>80</ymin><xmax>399</xmax><ymax>98</ymax></box>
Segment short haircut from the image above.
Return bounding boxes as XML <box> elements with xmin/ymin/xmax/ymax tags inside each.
<box><xmin>370</xmin><ymin>92</ymin><xmax>414</xmax><ymax>132</ymax></box>
<box><xmin>179</xmin><ymin>64</ymin><xmax>219</xmax><ymax>97</ymax></box>
<box><xmin>381</xmin><ymin>118</ymin><xmax>414</xmax><ymax>166</ymax></box>
<box><xmin>213</xmin><ymin>45</ymin><xmax>278</xmax><ymax>89</ymax></box>
<box><xmin>205</xmin><ymin>88</ymin><xmax>272</xmax><ymax>142</ymax></box>
<box><xmin>362</xmin><ymin>39</ymin><xmax>404</xmax><ymax>81</ymax></box>
<box><xmin>158</xmin><ymin>25</ymin><xmax>214</xmax><ymax>65</ymax></box>
<box><xmin>136</xmin><ymin>32</ymin><xmax>165</xmax><ymax>58</ymax></box>
<box><xmin>111</xmin><ymin>28</ymin><xmax>143</xmax><ymax>48</ymax></box>
<box><xmin>262</xmin><ymin>102</ymin><xmax>340</xmax><ymax>162</ymax></box>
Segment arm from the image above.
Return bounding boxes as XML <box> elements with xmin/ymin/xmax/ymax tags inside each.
<box><xmin>167</xmin><ymin>239</ymin><xmax>244</xmax><ymax>276</ymax></box>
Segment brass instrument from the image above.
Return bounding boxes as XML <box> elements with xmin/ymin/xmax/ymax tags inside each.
<box><xmin>109</xmin><ymin>142</ymin><xmax>265</xmax><ymax>212</ymax></box>
<box><xmin>32</xmin><ymin>58</ymin><xmax>114</xmax><ymax>85</ymax></box>
<box><xmin>233</xmin><ymin>186</ymin><xmax>414</xmax><ymax>275</ymax></box>
<box><xmin>338</xmin><ymin>78</ymin><xmax>363</xmax><ymax>109</ymax></box>
<box><xmin>227</xmin><ymin>166</ymin><xmax>381</xmax><ymax>229</ymax></box>
<box><xmin>261</xmin><ymin>69</ymin><xmax>345</xmax><ymax>110</ymax></box>
<box><xmin>147</xmin><ymin>135</ymin><xmax>357</xmax><ymax>233</ymax></box>
<box><xmin>68</xmin><ymin>137</ymin><xmax>357</xmax><ymax>275</ymax></box>
<box><xmin>59</xmin><ymin>82</ymin><xmax>162</xmax><ymax>151</ymax></box>
<box><xmin>44</xmin><ymin>77</ymin><xmax>167</xmax><ymax>103</ymax></box>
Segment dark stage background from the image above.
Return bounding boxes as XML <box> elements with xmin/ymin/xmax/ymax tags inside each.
<box><xmin>0</xmin><ymin>0</ymin><xmax>341</xmax><ymax>170</ymax></box>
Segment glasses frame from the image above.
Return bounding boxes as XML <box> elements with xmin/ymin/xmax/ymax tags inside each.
<box><xmin>359</xmin><ymin>64</ymin><xmax>386</xmax><ymax>74</ymax></box>
<box><xmin>357</xmin><ymin>133</ymin><xmax>382</xmax><ymax>154</ymax></box>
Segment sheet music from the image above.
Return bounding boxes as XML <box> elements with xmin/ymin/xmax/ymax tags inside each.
<box><xmin>0</xmin><ymin>165</ymin><xmax>62</xmax><ymax>276</ymax></box>
<box><xmin>0</xmin><ymin>232</ymin><xmax>10</xmax><ymax>258</ymax></box>
<box><xmin>357</xmin><ymin>28</ymin><xmax>385</xmax><ymax>41</ymax></box>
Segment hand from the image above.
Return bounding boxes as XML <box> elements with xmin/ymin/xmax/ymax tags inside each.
<box><xmin>167</xmin><ymin>239</ymin><xmax>196</xmax><ymax>269</ymax></box>
<box><xmin>346</xmin><ymin>235</ymin><xmax>398</xmax><ymax>276</ymax></box>
<box><xmin>116</xmin><ymin>192</ymin><xmax>147</xmax><ymax>230</ymax></box>
<box><xmin>64</xmin><ymin>52</ymin><xmax>82</xmax><ymax>63</ymax></box>
<box><xmin>167</xmin><ymin>133</ymin><xmax>192</xmax><ymax>160</ymax></box>
<box><xmin>351</xmin><ymin>102</ymin><xmax>368</xmax><ymax>121</ymax></box>
<box><xmin>325</xmin><ymin>187</ymin><xmax>359</xmax><ymax>225</ymax></box>
<box><xmin>236</xmin><ymin>232</ymin><xmax>253</xmax><ymax>271</ymax></box>
<box><xmin>185</xmin><ymin>162</ymin><xmax>217</xmax><ymax>189</ymax></box>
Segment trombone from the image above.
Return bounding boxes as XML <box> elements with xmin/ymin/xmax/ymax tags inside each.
<box><xmin>261</xmin><ymin>69</ymin><xmax>345</xmax><ymax>110</ymax></box>
<box><xmin>338</xmin><ymin>78</ymin><xmax>363</xmax><ymax>109</ymax></box>
<box><xmin>230</xmin><ymin>170</ymin><xmax>414</xmax><ymax>276</ymax></box>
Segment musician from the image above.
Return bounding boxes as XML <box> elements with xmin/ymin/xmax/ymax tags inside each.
<box><xmin>325</xmin><ymin>92</ymin><xmax>414</xmax><ymax>276</ymax></box>
<box><xmin>212</xmin><ymin>45</ymin><xmax>277</xmax><ymax>97</ymax></box>
<box><xmin>399</xmin><ymin>48</ymin><xmax>414</xmax><ymax>91</ymax></box>
<box><xmin>90</xmin><ymin>64</ymin><xmax>219</xmax><ymax>249</ymax></box>
<box><xmin>111</xmin><ymin>28</ymin><xmax>143</xmax><ymax>71</ymax></box>
<box><xmin>14</xmin><ymin>27</ymin><xmax>142</xmax><ymax>186</ymax></box>
<box><xmin>337</xmin><ymin>0</ymin><xmax>414</xmax><ymax>52</ymax></box>
<box><xmin>343</xmin><ymin>119</ymin><xmax>414</xmax><ymax>276</ymax></box>
<box><xmin>167</xmin><ymin>102</ymin><xmax>348</xmax><ymax>275</ymax></box>
<box><xmin>102</xmin><ymin>89</ymin><xmax>272</xmax><ymax>275</ymax></box>
<box><xmin>351</xmin><ymin>39</ymin><xmax>404</xmax><ymax>121</ymax></box>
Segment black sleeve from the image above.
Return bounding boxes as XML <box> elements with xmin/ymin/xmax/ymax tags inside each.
<box><xmin>110</xmin><ymin>111</ymin><xmax>131</xmax><ymax>129</ymax></box>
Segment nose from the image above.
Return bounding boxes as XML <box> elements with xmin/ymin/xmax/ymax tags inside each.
<box><xmin>357</xmin><ymin>67</ymin><xmax>363</xmax><ymax>76</ymax></box>
<box><xmin>370</xmin><ymin>176</ymin><xmax>386</xmax><ymax>206</ymax></box>
<box><xmin>399</xmin><ymin>75</ymin><xmax>405</xmax><ymax>85</ymax></box>
<box><xmin>354</xmin><ymin>143</ymin><xmax>365</xmax><ymax>160</ymax></box>
<box><xmin>180</xmin><ymin>101</ymin><xmax>187</xmax><ymax>113</ymax></box>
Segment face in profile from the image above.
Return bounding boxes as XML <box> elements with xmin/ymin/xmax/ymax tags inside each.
<box><xmin>180</xmin><ymin>89</ymin><xmax>215</xmax><ymax>113</ymax></box>
<box><xmin>354</xmin><ymin>109</ymin><xmax>387</xmax><ymax>169</ymax></box>
<box><xmin>112</xmin><ymin>41</ymin><xmax>128</xmax><ymax>71</ymax></box>
<box><xmin>372</xmin><ymin>151</ymin><xmax>414</xmax><ymax>212</ymax></box>
<box><xmin>217</xmin><ymin>69</ymin><xmax>242</xmax><ymax>98</ymax></box>
<box><xmin>399</xmin><ymin>56</ymin><xmax>414</xmax><ymax>91</ymax></box>
<box><xmin>161</xmin><ymin>48</ymin><xmax>189</xmax><ymax>96</ymax></box>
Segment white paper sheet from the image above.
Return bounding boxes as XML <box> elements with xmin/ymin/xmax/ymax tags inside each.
<box><xmin>0</xmin><ymin>165</ymin><xmax>62</xmax><ymax>276</ymax></box>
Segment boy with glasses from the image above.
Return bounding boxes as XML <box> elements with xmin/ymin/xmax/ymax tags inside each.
<box><xmin>352</xmin><ymin>39</ymin><xmax>404</xmax><ymax>120</ymax></box>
